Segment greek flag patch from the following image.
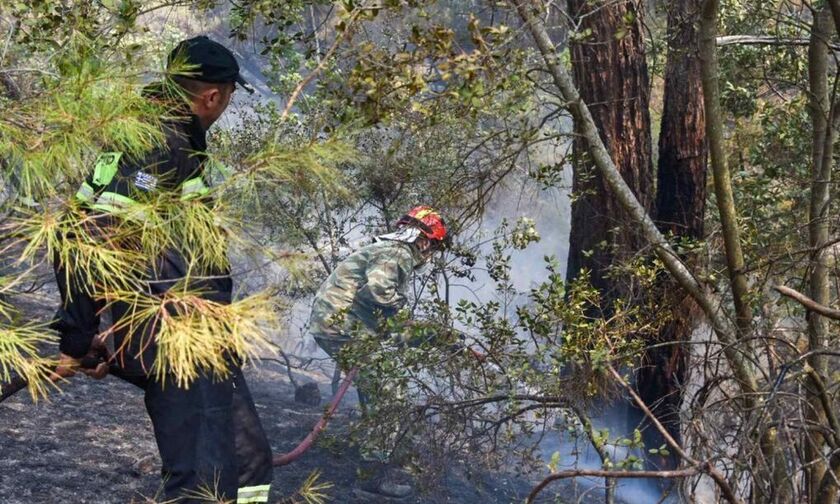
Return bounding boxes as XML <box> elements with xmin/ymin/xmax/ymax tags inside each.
<box><xmin>134</xmin><ymin>171</ymin><xmax>158</xmax><ymax>191</ymax></box>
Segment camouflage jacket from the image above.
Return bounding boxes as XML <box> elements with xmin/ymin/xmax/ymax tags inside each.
<box><xmin>309</xmin><ymin>239</ymin><xmax>422</xmax><ymax>342</ymax></box>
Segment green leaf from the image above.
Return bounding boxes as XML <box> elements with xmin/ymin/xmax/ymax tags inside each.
<box><xmin>548</xmin><ymin>451</ymin><xmax>561</xmax><ymax>472</ymax></box>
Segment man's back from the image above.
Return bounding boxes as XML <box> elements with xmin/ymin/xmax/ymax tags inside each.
<box><xmin>309</xmin><ymin>239</ymin><xmax>420</xmax><ymax>341</ymax></box>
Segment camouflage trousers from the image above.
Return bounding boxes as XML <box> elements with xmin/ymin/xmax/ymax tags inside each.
<box><xmin>313</xmin><ymin>334</ymin><xmax>402</xmax><ymax>463</ymax></box>
<box><xmin>313</xmin><ymin>335</ymin><xmax>373</xmax><ymax>409</ymax></box>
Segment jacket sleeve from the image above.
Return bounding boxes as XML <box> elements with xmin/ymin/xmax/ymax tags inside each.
<box><xmin>356</xmin><ymin>245</ymin><xmax>416</xmax><ymax>313</ymax></box>
<box><xmin>51</xmin><ymin>251</ymin><xmax>103</xmax><ymax>358</ymax></box>
<box><xmin>55</xmin><ymin>148</ymin><xmax>165</xmax><ymax>357</ymax></box>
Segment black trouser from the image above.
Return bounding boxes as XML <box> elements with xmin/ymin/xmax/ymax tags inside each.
<box><xmin>141</xmin><ymin>368</ymin><xmax>274</xmax><ymax>503</ymax></box>
<box><xmin>53</xmin><ymin>247</ymin><xmax>274</xmax><ymax>503</ymax></box>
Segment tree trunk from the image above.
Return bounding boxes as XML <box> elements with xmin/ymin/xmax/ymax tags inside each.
<box><xmin>699</xmin><ymin>0</ymin><xmax>791</xmax><ymax>500</ymax></box>
<box><xmin>512</xmin><ymin>5</ymin><xmax>750</xmax><ymax>502</ymax></box>
<box><xmin>638</xmin><ymin>0</ymin><xmax>708</xmax><ymax>471</ymax></box>
<box><xmin>807</xmin><ymin>7</ymin><xmax>836</xmax><ymax>503</ymax></box>
<box><xmin>565</xmin><ymin>0</ymin><xmax>655</xmax><ymax>302</ymax></box>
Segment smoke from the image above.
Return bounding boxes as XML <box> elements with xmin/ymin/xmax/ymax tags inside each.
<box><xmin>535</xmin><ymin>410</ymin><xmax>681</xmax><ymax>504</ymax></box>
<box><xmin>205</xmin><ymin>14</ymin><xmax>680</xmax><ymax>499</ymax></box>
<box><xmin>463</xmin><ymin>116</ymin><xmax>681</xmax><ymax>503</ymax></box>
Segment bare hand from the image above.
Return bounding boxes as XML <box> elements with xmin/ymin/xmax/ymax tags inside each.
<box><xmin>80</xmin><ymin>359</ymin><xmax>109</xmax><ymax>380</ymax></box>
<box><xmin>51</xmin><ymin>353</ymin><xmax>81</xmax><ymax>380</ymax></box>
<box><xmin>52</xmin><ymin>352</ymin><xmax>109</xmax><ymax>380</ymax></box>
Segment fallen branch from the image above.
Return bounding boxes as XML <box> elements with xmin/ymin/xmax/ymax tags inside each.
<box><xmin>775</xmin><ymin>285</ymin><xmax>840</xmax><ymax>320</ymax></box>
<box><xmin>526</xmin><ymin>467</ymin><xmax>698</xmax><ymax>503</ymax></box>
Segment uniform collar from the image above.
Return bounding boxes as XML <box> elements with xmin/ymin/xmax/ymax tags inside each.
<box><xmin>143</xmin><ymin>82</ymin><xmax>208</xmax><ymax>152</ymax></box>
<box><xmin>184</xmin><ymin>114</ymin><xmax>207</xmax><ymax>152</ymax></box>
<box><xmin>167</xmin><ymin>113</ymin><xmax>207</xmax><ymax>152</ymax></box>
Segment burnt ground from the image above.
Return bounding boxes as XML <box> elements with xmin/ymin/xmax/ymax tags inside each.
<box><xmin>0</xmin><ymin>357</ymin><xmax>616</xmax><ymax>504</ymax></box>
<box><xmin>0</xmin><ymin>293</ymin><xmax>604</xmax><ymax>504</ymax></box>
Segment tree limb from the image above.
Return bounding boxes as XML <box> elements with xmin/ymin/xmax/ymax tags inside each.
<box><xmin>828</xmin><ymin>0</ymin><xmax>840</xmax><ymax>37</ymax></box>
<box><xmin>775</xmin><ymin>285</ymin><xmax>840</xmax><ymax>320</ymax></box>
<box><xmin>527</xmin><ymin>467</ymin><xmax>699</xmax><ymax>504</ymax></box>
<box><xmin>805</xmin><ymin>8</ymin><xmax>836</xmax><ymax>498</ymax></box>
<box><xmin>700</xmin><ymin>0</ymin><xmax>752</xmax><ymax>337</ymax></box>
<box><xmin>279</xmin><ymin>8</ymin><xmax>362</xmax><ymax>121</ymax></box>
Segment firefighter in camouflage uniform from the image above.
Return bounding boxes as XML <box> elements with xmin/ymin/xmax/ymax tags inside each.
<box><xmin>308</xmin><ymin>206</ymin><xmax>449</xmax><ymax>500</ymax></box>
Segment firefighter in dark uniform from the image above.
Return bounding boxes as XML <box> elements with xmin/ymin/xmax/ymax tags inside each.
<box><xmin>51</xmin><ymin>36</ymin><xmax>273</xmax><ymax>504</ymax></box>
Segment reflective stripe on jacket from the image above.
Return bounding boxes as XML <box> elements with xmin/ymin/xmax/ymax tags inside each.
<box><xmin>56</xmin><ymin>112</ymin><xmax>231</xmax><ymax>373</ymax></box>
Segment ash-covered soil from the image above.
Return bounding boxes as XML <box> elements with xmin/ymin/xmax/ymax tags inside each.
<box><xmin>1</xmin><ymin>360</ymin><xmax>595</xmax><ymax>504</ymax></box>
<box><xmin>0</xmin><ymin>289</ymin><xmax>603</xmax><ymax>503</ymax></box>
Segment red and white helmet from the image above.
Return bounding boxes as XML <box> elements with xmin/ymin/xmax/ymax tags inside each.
<box><xmin>396</xmin><ymin>206</ymin><xmax>448</xmax><ymax>243</ymax></box>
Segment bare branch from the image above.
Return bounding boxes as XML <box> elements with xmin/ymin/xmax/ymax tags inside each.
<box><xmin>606</xmin><ymin>364</ymin><xmax>744</xmax><ymax>504</ymax></box>
<box><xmin>775</xmin><ymin>285</ymin><xmax>840</xmax><ymax>320</ymax></box>
<box><xmin>717</xmin><ymin>35</ymin><xmax>840</xmax><ymax>51</ymax></box>
<box><xmin>279</xmin><ymin>9</ymin><xmax>362</xmax><ymax>121</ymax></box>
<box><xmin>700</xmin><ymin>0</ymin><xmax>752</xmax><ymax>337</ymax></box>
<box><xmin>527</xmin><ymin>467</ymin><xmax>699</xmax><ymax>504</ymax></box>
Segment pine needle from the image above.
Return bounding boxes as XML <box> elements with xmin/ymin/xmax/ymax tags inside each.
<box><xmin>0</xmin><ymin>323</ymin><xmax>57</xmax><ymax>402</ymax></box>
<box><xmin>277</xmin><ymin>470</ymin><xmax>333</xmax><ymax>504</ymax></box>
<box><xmin>109</xmin><ymin>289</ymin><xmax>281</xmax><ymax>388</ymax></box>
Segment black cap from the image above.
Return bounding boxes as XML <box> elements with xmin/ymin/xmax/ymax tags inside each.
<box><xmin>167</xmin><ymin>36</ymin><xmax>253</xmax><ymax>93</ymax></box>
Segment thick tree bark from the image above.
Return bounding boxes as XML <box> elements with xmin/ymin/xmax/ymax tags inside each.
<box><xmin>513</xmin><ymin>1</ymin><xmax>777</xmax><ymax>500</ymax></box>
<box><xmin>515</xmin><ymin>0</ymin><xmax>751</xmax><ymax>397</ymax></box>
<box><xmin>639</xmin><ymin>0</ymin><xmax>707</xmax><ymax>471</ymax></box>
<box><xmin>565</xmin><ymin>0</ymin><xmax>654</xmax><ymax>302</ymax></box>
<box><xmin>656</xmin><ymin>1</ymin><xmax>707</xmax><ymax>242</ymax></box>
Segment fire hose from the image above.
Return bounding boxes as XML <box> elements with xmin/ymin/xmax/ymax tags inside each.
<box><xmin>274</xmin><ymin>341</ymin><xmax>488</xmax><ymax>466</ymax></box>
<box><xmin>2</xmin><ymin>343</ymin><xmax>485</xmax><ymax>466</ymax></box>
<box><xmin>273</xmin><ymin>367</ymin><xmax>358</xmax><ymax>466</ymax></box>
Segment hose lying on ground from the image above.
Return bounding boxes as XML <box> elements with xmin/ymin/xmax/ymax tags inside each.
<box><xmin>273</xmin><ymin>367</ymin><xmax>359</xmax><ymax>466</ymax></box>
